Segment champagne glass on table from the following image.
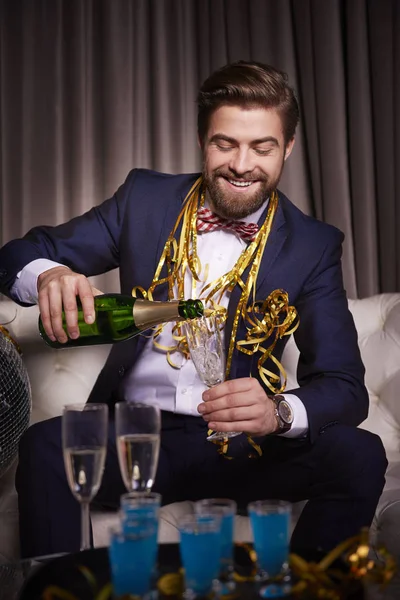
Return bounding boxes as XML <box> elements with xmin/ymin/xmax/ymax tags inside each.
<box><xmin>62</xmin><ymin>403</ymin><xmax>108</xmax><ymax>551</ymax></box>
<box><xmin>115</xmin><ymin>402</ymin><xmax>161</xmax><ymax>492</ymax></box>
<box><xmin>184</xmin><ymin>314</ymin><xmax>241</xmax><ymax>441</ymax></box>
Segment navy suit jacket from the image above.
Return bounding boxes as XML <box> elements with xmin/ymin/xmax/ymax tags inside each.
<box><xmin>0</xmin><ymin>169</ymin><xmax>368</xmax><ymax>441</ymax></box>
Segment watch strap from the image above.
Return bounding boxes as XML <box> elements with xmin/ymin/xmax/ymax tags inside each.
<box><xmin>271</xmin><ymin>395</ymin><xmax>293</xmax><ymax>434</ymax></box>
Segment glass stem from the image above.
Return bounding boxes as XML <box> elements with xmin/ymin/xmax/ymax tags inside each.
<box><xmin>80</xmin><ymin>501</ymin><xmax>91</xmax><ymax>551</ymax></box>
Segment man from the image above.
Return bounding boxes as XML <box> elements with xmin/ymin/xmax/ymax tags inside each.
<box><xmin>0</xmin><ymin>61</ymin><xmax>387</xmax><ymax>559</ymax></box>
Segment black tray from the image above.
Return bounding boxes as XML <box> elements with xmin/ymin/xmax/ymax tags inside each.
<box><xmin>19</xmin><ymin>543</ymin><xmax>258</xmax><ymax>599</ymax></box>
<box><xmin>19</xmin><ymin>543</ymin><xmax>368</xmax><ymax>600</ymax></box>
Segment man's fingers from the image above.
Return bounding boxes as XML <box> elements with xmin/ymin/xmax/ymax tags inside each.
<box><xmin>199</xmin><ymin>386</ymin><xmax>256</xmax><ymax>415</ymax></box>
<box><xmin>62</xmin><ymin>294</ymin><xmax>80</xmax><ymax>339</ymax></box>
<box><xmin>203</xmin><ymin>378</ymin><xmax>254</xmax><ymax>401</ymax></box>
<box><xmin>37</xmin><ymin>267</ymin><xmax>103</xmax><ymax>343</ymax></box>
<box><xmin>74</xmin><ymin>278</ymin><xmax>99</xmax><ymax>325</ymax></box>
<box><xmin>198</xmin><ymin>377</ymin><xmax>276</xmax><ymax>436</ymax></box>
<box><xmin>47</xmin><ymin>284</ymin><xmax>69</xmax><ymax>343</ymax></box>
<box><xmin>38</xmin><ymin>293</ymin><xmax>56</xmax><ymax>342</ymax></box>
<box><xmin>207</xmin><ymin>420</ymin><xmax>253</xmax><ymax>433</ymax></box>
<box><xmin>202</xmin><ymin>405</ymin><xmax>262</xmax><ymax>423</ymax></box>
<box><xmin>58</xmin><ymin>273</ymin><xmax>90</xmax><ymax>339</ymax></box>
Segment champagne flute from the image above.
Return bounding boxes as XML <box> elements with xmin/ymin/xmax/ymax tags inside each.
<box><xmin>115</xmin><ymin>402</ymin><xmax>161</xmax><ymax>492</ymax></box>
<box><xmin>62</xmin><ymin>403</ymin><xmax>108</xmax><ymax>551</ymax></box>
<box><xmin>184</xmin><ymin>314</ymin><xmax>241</xmax><ymax>441</ymax></box>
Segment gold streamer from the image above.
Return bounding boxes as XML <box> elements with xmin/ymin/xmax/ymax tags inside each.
<box><xmin>238</xmin><ymin>290</ymin><xmax>299</xmax><ymax>394</ymax></box>
<box><xmin>41</xmin><ymin>530</ymin><xmax>395</xmax><ymax>599</ymax></box>
<box><xmin>234</xmin><ymin>529</ymin><xmax>396</xmax><ymax>595</ymax></box>
<box><xmin>132</xmin><ymin>176</ymin><xmax>300</xmax><ymax>454</ymax></box>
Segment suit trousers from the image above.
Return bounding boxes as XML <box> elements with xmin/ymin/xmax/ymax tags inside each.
<box><xmin>16</xmin><ymin>410</ymin><xmax>387</xmax><ymax>558</ymax></box>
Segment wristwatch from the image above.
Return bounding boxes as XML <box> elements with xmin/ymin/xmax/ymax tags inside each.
<box><xmin>271</xmin><ymin>395</ymin><xmax>294</xmax><ymax>434</ymax></box>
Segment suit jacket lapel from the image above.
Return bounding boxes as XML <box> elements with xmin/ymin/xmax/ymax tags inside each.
<box><xmin>135</xmin><ymin>183</ymin><xmax>199</xmax><ymax>356</ymax></box>
<box><xmin>225</xmin><ymin>197</ymin><xmax>288</xmax><ymax>379</ymax></box>
<box><xmin>252</xmin><ymin>196</ymin><xmax>287</xmax><ymax>298</ymax></box>
<box><xmin>146</xmin><ymin>186</ymin><xmax>197</xmax><ymax>302</ymax></box>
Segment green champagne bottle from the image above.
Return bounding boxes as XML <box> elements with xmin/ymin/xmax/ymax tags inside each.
<box><xmin>38</xmin><ymin>294</ymin><xmax>204</xmax><ymax>349</ymax></box>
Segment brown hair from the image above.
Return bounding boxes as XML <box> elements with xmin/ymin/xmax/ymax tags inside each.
<box><xmin>197</xmin><ymin>60</ymin><xmax>299</xmax><ymax>146</ymax></box>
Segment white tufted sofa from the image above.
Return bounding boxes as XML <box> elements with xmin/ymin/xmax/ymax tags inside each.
<box><xmin>0</xmin><ymin>293</ymin><xmax>400</xmax><ymax>565</ymax></box>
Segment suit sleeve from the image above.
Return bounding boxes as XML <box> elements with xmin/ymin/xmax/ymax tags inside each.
<box><xmin>288</xmin><ymin>230</ymin><xmax>369</xmax><ymax>441</ymax></box>
<box><xmin>0</xmin><ymin>170</ymin><xmax>138</xmax><ymax>303</ymax></box>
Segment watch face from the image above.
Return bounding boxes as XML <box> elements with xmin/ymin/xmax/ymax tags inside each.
<box><xmin>278</xmin><ymin>399</ymin><xmax>293</xmax><ymax>424</ymax></box>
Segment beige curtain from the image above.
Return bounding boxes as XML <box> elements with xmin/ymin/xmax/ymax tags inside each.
<box><xmin>0</xmin><ymin>0</ymin><xmax>399</xmax><ymax>297</ymax></box>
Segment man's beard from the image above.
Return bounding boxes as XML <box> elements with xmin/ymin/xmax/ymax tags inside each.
<box><xmin>203</xmin><ymin>166</ymin><xmax>283</xmax><ymax>220</ymax></box>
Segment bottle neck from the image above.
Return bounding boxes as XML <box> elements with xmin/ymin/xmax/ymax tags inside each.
<box><xmin>133</xmin><ymin>299</ymin><xmax>181</xmax><ymax>330</ymax></box>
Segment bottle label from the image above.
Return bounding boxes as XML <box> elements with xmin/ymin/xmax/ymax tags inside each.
<box><xmin>133</xmin><ymin>299</ymin><xmax>181</xmax><ymax>330</ymax></box>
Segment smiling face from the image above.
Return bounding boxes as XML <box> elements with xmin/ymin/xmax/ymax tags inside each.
<box><xmin>202</xmin><ymin>105</ymin><xmax>295</xmax><ymax>220</ymax></box>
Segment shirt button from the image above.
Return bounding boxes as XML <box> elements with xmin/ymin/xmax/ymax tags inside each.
<box><xmin>182</xmin><ymin>388</ymin><xmax>188</xmax><ymax>394</ymax></box>
<box><xmin>118</xmin><ymin>366</ymin><xmax>125</xmax><ymax>377</ymax></box>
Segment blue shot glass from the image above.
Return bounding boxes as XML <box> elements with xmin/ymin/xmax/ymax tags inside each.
<box><xmin>248</xmin><ymin>500</ymin><xmax>292</xmax><ymax>598</ymax></box>
<box><xmin>108</xmin><ymin>522</ymin><xmax>158</xmax><ymax>599</ymax></box>
<box><xmin>119</xmin><ymin>492</ymin><xmax>161</xmax><ymax>589</ymax></box>
<box><xmin>120</xmin><ymin>491</ymin><xmax>161</xmax><ymax>534</ymax></box>
<box><xmin>179</xmin><ymin>513</ymin><xmax>222</xmax><ymax>600</ymax></box>
<box><xmin>195</xmin><ymin>498</ymin><xmax>237</xmax><ymax>594</ymax></box>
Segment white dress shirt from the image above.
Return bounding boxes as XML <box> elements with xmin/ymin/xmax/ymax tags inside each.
<box><xmin>11</xmin><ymin>202</ymin><xmax>308</xmax><ymax>437</ymax></box>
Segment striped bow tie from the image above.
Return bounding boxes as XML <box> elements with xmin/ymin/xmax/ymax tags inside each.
<box><xmin>196</xmin><ymin>207</ymin><xmax>259</xmax><ymax>243</ymax></box>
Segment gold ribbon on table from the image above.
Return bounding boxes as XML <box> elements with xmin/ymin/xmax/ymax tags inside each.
<box><xmin>234</xmin><ymin>529</ymin><xmax>396</xmax><ymax>598</ymax></box>
<box><xmin>131</xmin><ymin>176</ymin><xmax>299</xmax><ymax>455</ymax></box>
<box><xmin>41</xmin><ymin>529</ymin><xmax>396</xmax><ymax>600</ymax></box>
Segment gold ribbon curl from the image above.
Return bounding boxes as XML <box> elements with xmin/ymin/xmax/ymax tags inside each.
<box><xmin>132</xmin><ymin>176</ymin><xmax>299</xmax><ymax>456</ymax></box>
<box><xmin>41</xmin><ymin>529</ymin><xmax>395</xmax><ymax>599</ymax></box>
<box><xmin>234</xmin><ymin>528</ymin><xmax>395</xmax><ymax>596</ymax></box>
<box><xmin>238</xmin><ymin>290</ymin><xmax>299</xmax><ymax>395</ymax></box>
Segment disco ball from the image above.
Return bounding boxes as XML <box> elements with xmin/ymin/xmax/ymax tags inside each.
<box><xmin>0</xmin><ymin>327</ymin><xmax>31</xmax><ymax>477</ymax></box>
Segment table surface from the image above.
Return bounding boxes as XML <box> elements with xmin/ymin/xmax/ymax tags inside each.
<box><xmin>0</xmin><ymin>544</ymin><xmax>396</xmax><ymax>600</ymax></box>
<box><xmin>0</xmin><ymin>544</ymin><xmax>269</xmax><ymax>600</ymax></box>
<box><xmin>0</xmin><ymin>545</ymin><xmax>185</xmax><ymax>600</ymax></box>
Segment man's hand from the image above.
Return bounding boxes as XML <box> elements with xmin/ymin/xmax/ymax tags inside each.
<box><xmin>37</xmin><ymin>266</ymin><xmax>103</xmax><ymax>344</ymax></box>
<box><xmin>197</xmin><ymin>377</ymin><xmax>279</xmax><ymax>436</ymax></box>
